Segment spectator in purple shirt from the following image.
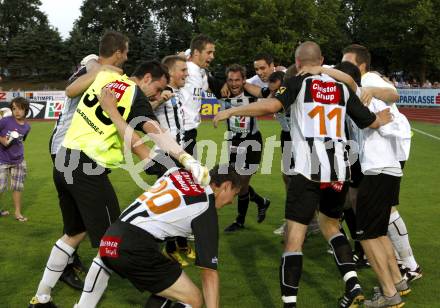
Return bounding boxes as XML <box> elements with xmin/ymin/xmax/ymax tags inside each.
<box><xmin>0</xmin><ymin>97</ymin><xmax>31</xmax><ymax>222</ymax></box>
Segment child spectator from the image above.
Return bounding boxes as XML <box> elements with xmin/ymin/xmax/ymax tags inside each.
<box><xmin>0</xmin><ymin>97</ymin><xmax>31</xmax><ymax>222</ymax></box>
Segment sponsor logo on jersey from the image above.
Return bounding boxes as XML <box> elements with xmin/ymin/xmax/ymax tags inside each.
<box><xmin>99</xmin><ymin>236</ymin><xmax>122</xmax><ymax>258</ymax></box>
<box><xmin>170</xmin><ymin>169</ymin><xmax>204</xmax><ymax>196</ymax></box>
<box><xmin>311</xmin><ymin>80</ymin><xmax>341</xmax><ymax>105</ymax></box>
<box><xmin>104</xmin><ymin>80</ymin><xmax>130</xmax><ymax>102</ymax></box>
<box><xmin>277</xmin><ymin>87</ymin><xmax>286</xmax><ymax>95</ymax></box>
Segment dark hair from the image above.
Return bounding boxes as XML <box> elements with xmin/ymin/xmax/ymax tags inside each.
<box><xmin>225</xmin><ymin>64</ymin><xmax>246</xmax><ymax>79</ymax></box>
<box><xmin>132</xmin><ymin>60</ymin><xmax>170</xmax><ymax>83</ymax></box>
<box><xmin>334</xmin><ymin>61</ymin><xmax>362</xmax><ymax>87</ymax></box>
<box><xmin>342</xmin><ymin>44</ymin><xmax>371</xmax><ymax>71</ymax></box>
<box><xmin>209</xmin><ymin>165</ymin><xmax>241</xmax><ymax>189</ymax></box>
<box><xmin>254</xmin><ymin>53</ymin><xmax>273</xmax><ymax>65</ymax></box>
<box><xmin>269</xmin><ymin>71</ymin><xmax>285</xmax><ymax>83</ymax></box>
<box><xmin>161</xmin><ymin>55</ymin><xmax>186</xmax><ymax>70</ymax></box>
<box><xmin>190</xmin><ymin>34</ymin><xmax>215</xmax><ymax>54</ymax></box>
<box><xmin>99</xmin><ymin>30</ymin><xmax>129</xmax><ymax>58</ymax></box>
<box><xmin>9</xmin><ymin>97</ymin><xmax>30</xmax><ymax>114</ymax></box>
<box><xmin>284</xmin><ymin>64</ymin><xmax>298</xmax><ymax>81</ymax></box>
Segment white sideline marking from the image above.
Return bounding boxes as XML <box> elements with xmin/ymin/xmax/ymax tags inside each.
<box><xmin>412</xmin><ymin>128</ymin><xmax>440</xmax><ymax>141</ymax></box>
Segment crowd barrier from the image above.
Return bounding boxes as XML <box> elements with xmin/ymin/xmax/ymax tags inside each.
<box><xmin>1</xmin><ymin>88</ymin><xmax>439</xmax><ymax>120</ymax></box>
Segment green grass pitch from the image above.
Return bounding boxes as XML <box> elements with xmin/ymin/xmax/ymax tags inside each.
<box><xmin>0</xmin><ymin>120</ymin><xmax>439</xmax><ymax>307</ymax></box>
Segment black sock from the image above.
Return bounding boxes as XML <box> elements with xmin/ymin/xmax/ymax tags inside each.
<box><xmin>329</xmin><ymin>233</ymin><xmax>359</xmax><ymax>291</ymax></box>
<box><xmin>145</xmin><ymin>294</ymin><xmax>172</xmax><ymax>308</ymax></box>
<box><xmin>236</xmin><ymin>192</ymin><xmax>249</xmax><ymax>225</ymax></box>
<box><xmin>354</xmin><ymin>241</ymin><xmax>364</xmax><ymax>257</ymax></box>
<box><xmin>280</xmin><ymin>252</ymin><xmax>302</xmax><ymax>307</ymax></box>
<box><xmin>248</xmin><ymin>185</ymin><xmax>265</xmax><ymax>206</ymax></box>
<box><xmin>176</xmin><ymin>237</ymin><xmax>188</xmax><ymax>249</ymax></box>
<box><xmin>166</xmin><ymin>240</ymin><xmax>177</xmax><ymax>254</ymax></box>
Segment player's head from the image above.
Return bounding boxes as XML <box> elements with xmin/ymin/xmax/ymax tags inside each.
<box><xmin>132</xmin><ymin>60</ymin><xmax>170</xmax><ymax>101</ymax></box>
<box><xmin>294</xmin><ymin>41</ymin><xmax>323</xmax><ymax>69</ymax></box>
<box><xmin>190</xmin><ymin>34</ymin><xmax>215</xmax><ymax>69</ymax></box>
<box><xmin>99</xmin><ymin>30</ymin><xmax>129</xmax><ymax>68</ymax></box>
<box><xmin>225</xmin><ymin>64</ymin><xmax>246</xmax><ymax>96</ymax></box>
<box><xmin>268</xmin><ymin>71</ymin><xmax>285</xmax><ymax>93</ymax></box>
<box><xmin>209</xmin><ymin>165</ymin><xmax>241</xmax><ymax>208</ymax></box>
<box><xmin>342</xmin><ymin>44</ymin><xmax>371</xmax><ymax>74</ymax></box>
<box><xmin>334</xmin><ymin>61</ymin><xmax>362</xmax><ymax>87</ymax></box>
<box><xmin>9</xmin><ymin>97</ymin><xmax>29</xmax><ymax>120</ymax></box>
<box><xmin>253</xmin><ymin>53</ymin><xmax>274</xmax><ymax>82</ymax></box>
<box><xmin>162</xmin><ymin>55</ymin><xmax>188</xmax><ymax>89</ymax></box>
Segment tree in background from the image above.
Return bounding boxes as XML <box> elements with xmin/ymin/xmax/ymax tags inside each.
<box><xmin>70</xmin><ymin>0</ymin><xmax>158</xmax><ymax>74</ymax></box>
<box><xmin>346</xmin><ymin>0</ymin><xmax>440</xmax><ymax>82</ymax></box>
<box><xmin>0</xmin><ymin>0</ymin><xmax>71</xmax><ymax>79</ymax></box>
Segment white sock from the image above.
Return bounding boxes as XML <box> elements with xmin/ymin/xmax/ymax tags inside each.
<box><xmin>36</xmin><ymin>239</ymin><xmax>75</xmax><ymax>301</ymax></box>
<box><xmin>388</xmin><ymin>211</ymin><xmax>418</xmax><ymax>271</ymax></box>
<box><xmin>77</xmin><ymin>257</ymin><xmax>112</xmax><ymax>308</ymax></box>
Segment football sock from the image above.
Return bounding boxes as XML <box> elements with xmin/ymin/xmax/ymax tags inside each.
<box><xmin>280</xmin><ymin>252</ymin><xmax>302</xmax><ymax>308</ymax></box>
<box><xmin>236</xmin><ymin>192</ymin><xmax>250</xmax><ymax>225</ymax></box>
<box><xmin>78</xmin><ymin>257</ymin><xmax>112</xmax><ymax>307</ymax></box>
<box><xmin>37</xmin><ymin>239</ymin><xmax>75</xmax><ymax>302</ymax></box>
<box><xmin>388</xmin><ymin>211</ymin><xmax>418</xmax><ymax>271</ymax></box>
<box><xmin>144</xmin><ymin>295</ymin><xmax>172</xmax><ymax>308</ymax></box>
<box><xmin>248</xmin><ymin>185</ymin><xmax>265</xmax><ymax>206</ymax></box>
<box><xmin>329</xmin><ymin>233</ymin><xmax>359</xmax><ymax>291</ymax></box>
<box><xmin>172</xmin><ymin>303</ymin><xmax>192</xmax><ymax>308</ymax></box>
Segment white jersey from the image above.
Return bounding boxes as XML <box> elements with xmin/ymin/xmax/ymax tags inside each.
<box><xmin>275</xmin><ymin>73</ymin><xmax>376</xmax><ymax>182</ymax></box>
<box><xmin>181</xmin><ymin>61</ymin><xmax>209</xmax><ymax>130</ymax></box>
<box><xmin>361</xmin><ymin>72</ymin><xmax>411</xmax><ymax>161</ymax></box>
<box><xmin>154</xmin><ymin>86</ymin><xmax>185</xmax><ymax>146</ymax></box>
<box><xmin>119</xmin><ymin>168</ymin><xmax>214</xmax><ymax>240</ymax></box>
<box><xmin>221</xmin><ymin>92</ymin><xmax>259</xmax><ymax>139</ymax></box>
<box><xmin>247</xmin><ymin>74</ymin><xmax>268</xmax><ymax>88</ymax></box>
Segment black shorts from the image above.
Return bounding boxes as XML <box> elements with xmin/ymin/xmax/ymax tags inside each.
<box><xmin>391</xmin><ymin>161</ymin><xmax>406</xmax><ymax>206</ymax></box>
<box><xmin>280</xmin><ymin>130</ymin><xmax>294</xmax><ymax>174</ymax></box>
<box><xmin>100</xmin><ymin>221</ymin><xmax>182</xmax><ymax>294</ymax></box>
<box><xmin>285</xmin><ymin>174</ymin><xmax>347</xmax><ymax>225</ymax></box>
<box><xmin>53</xmin><ymin>148</ymin><xmax>120</xmax><ymax>248</ymax></box>
<box><xmin>228</xmin><ymin>132</ymin><xmax>263</xmax><ymax>175</ymax></box>
<box><xmin>355</xmin><ymin>173</ymin><xmax>401</xmax><ymax>240</ymax></box>
<box><xmin>183</xmin><ymin>128</ymin><xmax>198</xmax><ymax>157</ymax></box>
<box><xmin>349</xmin><ymin>160</ymin><xmax>363</xmax><ymax>188</ymax></box>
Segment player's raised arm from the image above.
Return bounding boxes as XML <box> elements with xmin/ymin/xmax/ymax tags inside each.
<box><xmin>213</xmin><ymin>98</ymin><xmax>282</xmax><ymax>128</ymax></box>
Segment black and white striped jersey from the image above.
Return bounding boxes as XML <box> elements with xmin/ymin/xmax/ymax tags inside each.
<box><xmin>275</xmin><ymin>73</ymin><xmax>376</xmax><ymax>182</ymax></box>
<box><xmin>154</xmin><ymin>86</ymin><xmax>185</xmax><ymax>145</ymax></box>
<box><xmin>49</xmin><ymin>66</ymin><xmax>87</xmax><ymax>156</ymax></box>
<box><xmin>221</xmin><ymin>92</ymin><xmax>259</xmax><ymax>139</ymax></box>
<box><xmin>118</xmin><ymin>167</ymin><xmax>219</xmax><ymax>270</ymax></box>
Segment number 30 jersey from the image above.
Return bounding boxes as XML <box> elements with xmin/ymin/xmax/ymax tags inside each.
<box><xmin>275</xmin><ymin>73</ymin><xmax>376</xmax><ymax>182</ymax></box>
<box><xmin>119</xmin><ymin>167</ymin><xmax>219</xmax><ymax>270</ymax></box>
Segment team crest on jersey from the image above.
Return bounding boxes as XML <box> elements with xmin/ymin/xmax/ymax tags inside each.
<box><xmin>104</xmin><ymin>80</ymin><xmax>130</xmax><ymax>102</ymax></box>
<box><xmin>311</xmin><ymin>80</ymin><xmax>341</xmax><ymax>105</ymax></box>
<box><xmin>169</xmin><ymin>170</ymin><xmax>204</xmax><ymax>196</ymax></box>
<box><xmin>99</xmin><ymin>236</ymin><xmax>122</xmax><ymax>258</ymax></box>
<box><xmin>277</xmin><ymin>87</ymin><xmax>286</xmax><ymax>95</ymax></box>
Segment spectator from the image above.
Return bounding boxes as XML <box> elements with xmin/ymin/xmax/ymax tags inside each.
<box><xmin>422</xmin><ymin>79</ymin><xmax>432</xmax><ymax>88</ymax></box>
<box><xmin>411</xmin><ymin>78</ymin><xmax>419</xmax><ymax>87</ymax></box>
<box><xmin>433</xmin><ymin>81</ymin><xmax>439</xmax><ymax>88</ymax></box>
<box><xmin>0</xmin><ymin>97</ymin><xmax>31</xmax><ymax>222</ymax></box>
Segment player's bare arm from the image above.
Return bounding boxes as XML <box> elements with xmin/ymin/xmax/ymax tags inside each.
<box><xmin>213</xmin><ymin>98</ymin><xmax>282</xmax><ymax>128</ymax></box>
<box><xmin>149</xmin><ymin>90</ymin><xmax>175</xmax><ymax>110</ymax></box>
<box><xmin>361</xmin><ymin>87</ymin><xmax>399</xmax><ymax>105</ymax></box>
<box><xmin>243</xmin><ymin>82</ymin><xmax>264</xmax><ymax>97</ymax></box>
<box><xmin>201</xmin><ymin>268</ymin><xmax>219</xmax><ymax>308</ymax></box>
<box><xmin>368</xmin><ymin>108</ymin><xmax>393</xmax><ymax>128</ymax></box>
